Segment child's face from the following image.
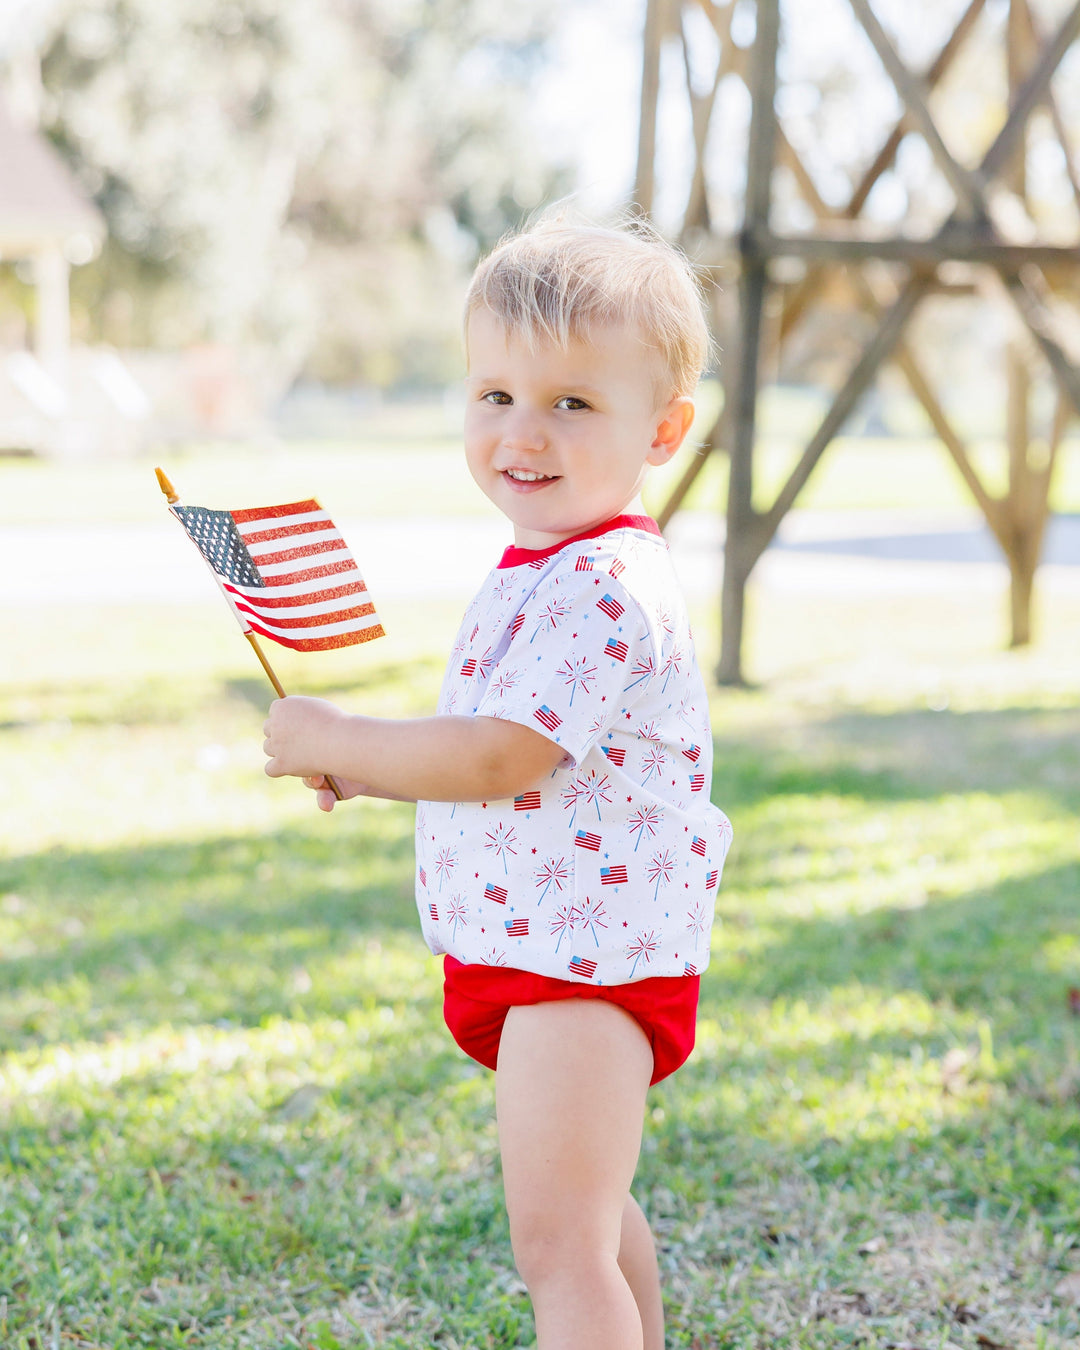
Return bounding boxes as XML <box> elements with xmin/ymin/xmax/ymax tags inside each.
<box><xmin>464</xmin><ymin>308</ymin><xmax>694</xmax><ymax>550</ymax></box>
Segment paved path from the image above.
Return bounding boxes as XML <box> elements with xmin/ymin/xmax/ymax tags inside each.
<box><xmin>4</xmin><ymin>509</ymin><xmax>1080</xmax><ymax>607</ymax></box>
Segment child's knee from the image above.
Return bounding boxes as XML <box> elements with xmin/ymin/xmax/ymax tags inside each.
<box><xmin>508</xmin><ymin>1214</ymin><xmax>618</xmax><ymax>1290</ymax></box>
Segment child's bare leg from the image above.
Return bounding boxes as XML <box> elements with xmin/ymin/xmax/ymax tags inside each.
<box><xmin>619</xmin><ymin>1193</ymin><xmax>665</xmax><ymax>1350</ymax></box>
<box><xmin>496</xmin><ymin>1000</ymin><xmax>653</xmax><ymax>1350</ymax></box>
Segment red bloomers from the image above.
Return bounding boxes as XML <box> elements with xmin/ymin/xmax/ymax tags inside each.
<box><xmin>442</xmin><ymin>954</ymin><xmax>700</xmax><ymax>1085</ymax></box>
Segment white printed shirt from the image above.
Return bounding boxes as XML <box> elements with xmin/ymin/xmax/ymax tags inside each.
<box><xmin>415</xmin><ymin>515</ymin><xmax>733</xmax><ymax>985</ymax></box>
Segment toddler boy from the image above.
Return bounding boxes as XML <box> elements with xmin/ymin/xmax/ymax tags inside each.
<box><xmin>263</xmin><ymin>212</ymin><xmax>732</xmax><ymax>1350</ymax></box>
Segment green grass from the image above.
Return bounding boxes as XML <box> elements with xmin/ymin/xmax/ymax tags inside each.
<box><xmin>2</xmin><ymin>444</ymin><xmax>1080</xmax><ymax>1347</ymax></box>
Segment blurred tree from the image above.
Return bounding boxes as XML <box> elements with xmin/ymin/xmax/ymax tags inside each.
<box><xmin>32</xmin><ymin>0</ymin><xmax>570</xmax><ymax>386</ymax></box>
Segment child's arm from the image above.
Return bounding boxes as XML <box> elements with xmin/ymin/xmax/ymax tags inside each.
<box><xmin>262</xmin><ymin>695</ymin><xmax>565</xmax><ymax>806</ymax></box>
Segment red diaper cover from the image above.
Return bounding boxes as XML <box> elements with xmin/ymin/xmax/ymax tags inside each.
<box><xmin>442</xmin><ymin>955</ymin><xmax>700</xmax><ymax>1086</ymax></box>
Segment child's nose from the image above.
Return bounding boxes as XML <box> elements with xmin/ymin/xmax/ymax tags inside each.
<box><xmin>501</xmin><ymin>407</ymin><xmax>547</xmax><ymax>451</ymax></box>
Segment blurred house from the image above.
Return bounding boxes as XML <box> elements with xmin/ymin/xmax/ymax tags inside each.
<box><xmin>0</xmin><ymin>101</ymin><xmax>283</xmax><ymax>455</ymax></box>
<box><xmin>0</xmin><ymin>96</ymin><xmax>129</xmax><ymax>455</ymax></box>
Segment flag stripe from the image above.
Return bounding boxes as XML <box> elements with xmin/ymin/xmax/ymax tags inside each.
<box><xmin>256</xmin><ymin>550</ymin><xmax>356</xmax><ymax>580</ymax></box>
<box><xmin>230</xmin><ymin>500</ymin><xmax>321</xmax><ymax>524</ymax></box>
<box><xmin>232</xmin><ymin>599</ymin><xmax>378</xmax><ymax>629</ymax></box>
<box><xmin>240</xmin><ymin>515</ymin><xmax>334</xmax><ymax>544</ymax></box>
<box><xmin>223</xmin><ymin>578</ymin><xmax>368</xmax><ymax>609</ymax></box>
<box><xmin>244</xmin><ymin>526</ymin><xmax>342</xmax><ymax>555</ymax></box>
<box><xmin>242</xmin><ymin>611</ymin><xmax>385</xmax><ymax>641</ymax></box>
<box><xmin>245</xmin><ymin>619</ymin><xmax>385</xmax><ymax>652</ymax></box>
<box><xmin>244</xmin><ymin>534</ymin><xmax>347</xmax><ymax>567</ymax></box>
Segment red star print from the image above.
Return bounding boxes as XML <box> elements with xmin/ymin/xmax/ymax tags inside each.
<box><xmin>475</xmin><ymin>872</ymin><xmax>480</xmax><ymax>878</ymax></box>
<box><xmin>622</xmin><ymin>921</ymin><xmax>628</xmax><ymax>928</ymax></box>
<box><xmin>532</xmin><ymin>848</ymin><xmax>538</xmax><ymax>854</ymax></box>
<box><xmin>627</xmin><ymin>795</ymin><xmax>633</xmax><ymax>803</ymax></box>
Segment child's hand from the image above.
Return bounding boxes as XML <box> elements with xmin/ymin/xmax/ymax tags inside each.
<box><xmin>262</xmin><ymin>695</ymin><xmax>344</xmax><ymax>781</ymax></box>
<box><xmin>301</xmin><ymin>773</ymin><xmax>369</xmax><ymax>813</ymax></box>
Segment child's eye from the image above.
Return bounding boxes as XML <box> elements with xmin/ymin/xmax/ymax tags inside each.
<box><xmin>483</xmin><ymin>390</ymin><xmax>512</xmax><ymax>405</ymax></box>
<box><xmin>556</xmin><ymin>396</ymin><xmax>590</xmax><ymax>411</ymax></box>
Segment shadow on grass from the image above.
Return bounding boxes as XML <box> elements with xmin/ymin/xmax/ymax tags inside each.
<box><xmin>714</xmin><ymin>704</ymin><xmax>1080</xmax><ymax>811</ymax></box>
<box><xmin>704</xmin><ymin>858</ymin><xmax>1080</xmax><ymax>1023</ymax></box>
<box><xmin>2</xmin><ymin>701</ymin><xmax>1077</xmax><ymax>1050</ymax></box>
<box><xmin>2</xmin><ymin>702</ymin><xmax>1077</xmax><ymax>1200</ymax></box>
<box><xmin>0</xmin><ymin>810</ymin><xmax>422</xmax><ymax>1048</ymax></box>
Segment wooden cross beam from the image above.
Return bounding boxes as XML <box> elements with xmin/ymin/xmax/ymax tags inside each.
<box><xmin>839</xmin><ymin>0</ymin><xmax>1080</xmax><ymax>417</ymax></box>
<box><xmin>712</xmin><ymin>0</ymin><xmax>1080</xmax><ymax>681</ymax></box>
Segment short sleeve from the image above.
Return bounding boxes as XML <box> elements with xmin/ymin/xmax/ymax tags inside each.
<box><xmin>472</xmin><ymin>569</ymin><xmax>656</xmax><ymax>766</ymax></box>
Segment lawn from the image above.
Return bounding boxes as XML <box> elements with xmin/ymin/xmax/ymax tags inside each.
<box><xmin>2</xmin><ymin>439</ymin><xmax>1080</xmax><ymax>1349</ymax></box>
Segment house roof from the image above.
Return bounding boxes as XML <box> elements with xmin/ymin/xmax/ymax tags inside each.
<box><xmin>0</xmin><ymin>100</ymin><xmax>105</xmax><ymax>258</ymax></box>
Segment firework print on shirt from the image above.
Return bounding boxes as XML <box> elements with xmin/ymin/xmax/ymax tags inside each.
<box><xmin>415</xmin><ymin>519</ymin><xmax>732</xmax><ymax>985</ymax></box>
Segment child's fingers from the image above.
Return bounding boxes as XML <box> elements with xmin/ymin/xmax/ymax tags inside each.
<box><xmin>302</xmin><ymin>775</ymin><xmax>336</xmax><ymax>812</ymax></box>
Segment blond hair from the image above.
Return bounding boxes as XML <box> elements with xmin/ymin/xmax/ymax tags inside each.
<box><xmin>465</xmin><ymin>208</ymin><xmax>712</xmax><ymax>399</ymax></box>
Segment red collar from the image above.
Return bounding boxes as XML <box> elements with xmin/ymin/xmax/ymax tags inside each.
<box><xmin>497</xmin><ymin>514</ymin><xmax>661</xmax><ymax>570</ymax></box>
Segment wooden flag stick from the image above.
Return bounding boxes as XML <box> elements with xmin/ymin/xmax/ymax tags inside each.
<box><xmin>156</xmin><ymin>467</ymin><xmax>345</xmax><ymax>802</ymax></box>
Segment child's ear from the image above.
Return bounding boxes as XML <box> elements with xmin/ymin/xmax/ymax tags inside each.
<box><xmin>647</xmin><ymin>397</ymin><xmax>696</xmax><ymax>467</ymax></box>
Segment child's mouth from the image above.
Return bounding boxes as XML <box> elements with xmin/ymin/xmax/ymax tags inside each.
<box><xmin>503</xmin><ymin>469</ymin><xmax>558</xmax><ymax>490</ymax></box>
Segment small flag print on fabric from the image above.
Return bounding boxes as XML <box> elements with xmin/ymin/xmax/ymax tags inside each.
<box><xmin>174</xmin><ymin>498</ymin><xmax>384</xmax><ymax>651</ymax></box>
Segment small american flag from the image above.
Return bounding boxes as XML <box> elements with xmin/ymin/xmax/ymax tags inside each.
<box><xmin>605</xmin><ymin>638</ymin><xmax>628</xmax><ymax>662</ymax></box>
<box><xmin>684</xmin><ymin>961</ymin><xmax>698</xmax><ymax>977</ymax></box>
<box><xmin>419</xmin><ymin>866</ymin><xmax>427</xmax><ymax>886</ymax></box>
<box><xmin>690</xmin><ymin>772</ymin><xmax>706</xmax><ymax>792</ymax></box>
<box><xmin>705</xmin><ymin>869</ymin><xmax>719</xmax><ymax>889</ymax></box>
<box><xmin>534</xmin><ymin>704</ymin><xmax>562</xmax><ymax>732</ymax></box>
<box><xmin>602</xmin><ymin>745</ymin><xmax>626</xmax><ymax>766</ymax></box>
<box><xmin>574</xmin><ymin>554</ymin><xmax>594</xmax><ymax>571</ymax></box>
<box><xmin>484</xmin><ymin>882</ymin><xmax>508</xmax><ymax>905</ymax></box>
<box><xmin>429</xmin><ymin>903</ymin><xmax>438</xmax><ymax>921</ymax></box>
<box><xmin>575</xmin><ymin>829</ymin><xmax>602</xmax><ymax>851</ymax></box>
<box><xmin>505</xmin><ymin>918</ymin><xmax>529</xmax><ymax>937</ymax></box>
<box><xmin>601</xmin><ymin>864</ymin><xmax>628</xmax><ymax>885</ymax></box>
<box><xmin>173</xmin><ymin>498</ymin><xmax>383</xmax><ymax>651</ymax></box>
<box><xmin>460</xmin><ymin>657</ymin><xmax>477</xmax><ymax>677</ymax></box>
<box><xmin>511</xmin><ymin>613</ymin><xmax>525</xmax><ymax>639</ymax></box>
<box><xmin>609</xmin><ymin>559</ymin><xmax>626</xmax><ymax>578</ymax></box>
<box><xmin>514</xmin><ymin>791</ymin><xmax>541</xmax><ymax>811</ymax></box>
<box><xmin>682</xmin><ymin>743</ymin><xmax>702</xmax><ymax>762</ymax></box>
<box><xmin>597</xmin><ymin>593</ymin><xmax>624</xmax><ymax>620</ymax></box>
<box><xmin>568</xmin><ymin>955</ymin><xmax>597</xmax><ymax>979</ymax></box>
<box><xmin>691</xmin><ymin>835</ymin><xmax>707</xmax><ymax>857</ymax></box>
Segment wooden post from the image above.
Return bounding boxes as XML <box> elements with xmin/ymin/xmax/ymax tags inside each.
<box><xmin>33</xmin><ymin>245</ymin><xmax>70</xmax><ymax>390</ymax></box>
<box><xmin>719</xmin><ymin>0</ymin><xmax>780</xmax><ymax>686</ymax></box>
<box><xmin>643</xmin><ymin>0</ymin><xmax>1080</xmax><ymax>681</ymax></box>
<box><xmin>634</xmin><ymin>0</ymin><xmax>667</xmax><ymax>214</ymax></box>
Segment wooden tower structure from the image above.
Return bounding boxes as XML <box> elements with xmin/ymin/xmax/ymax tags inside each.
<box><xmin>636</xmin><ymin>0</ymin><xmax>1080</xmax><ymax>684</ymax></box>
